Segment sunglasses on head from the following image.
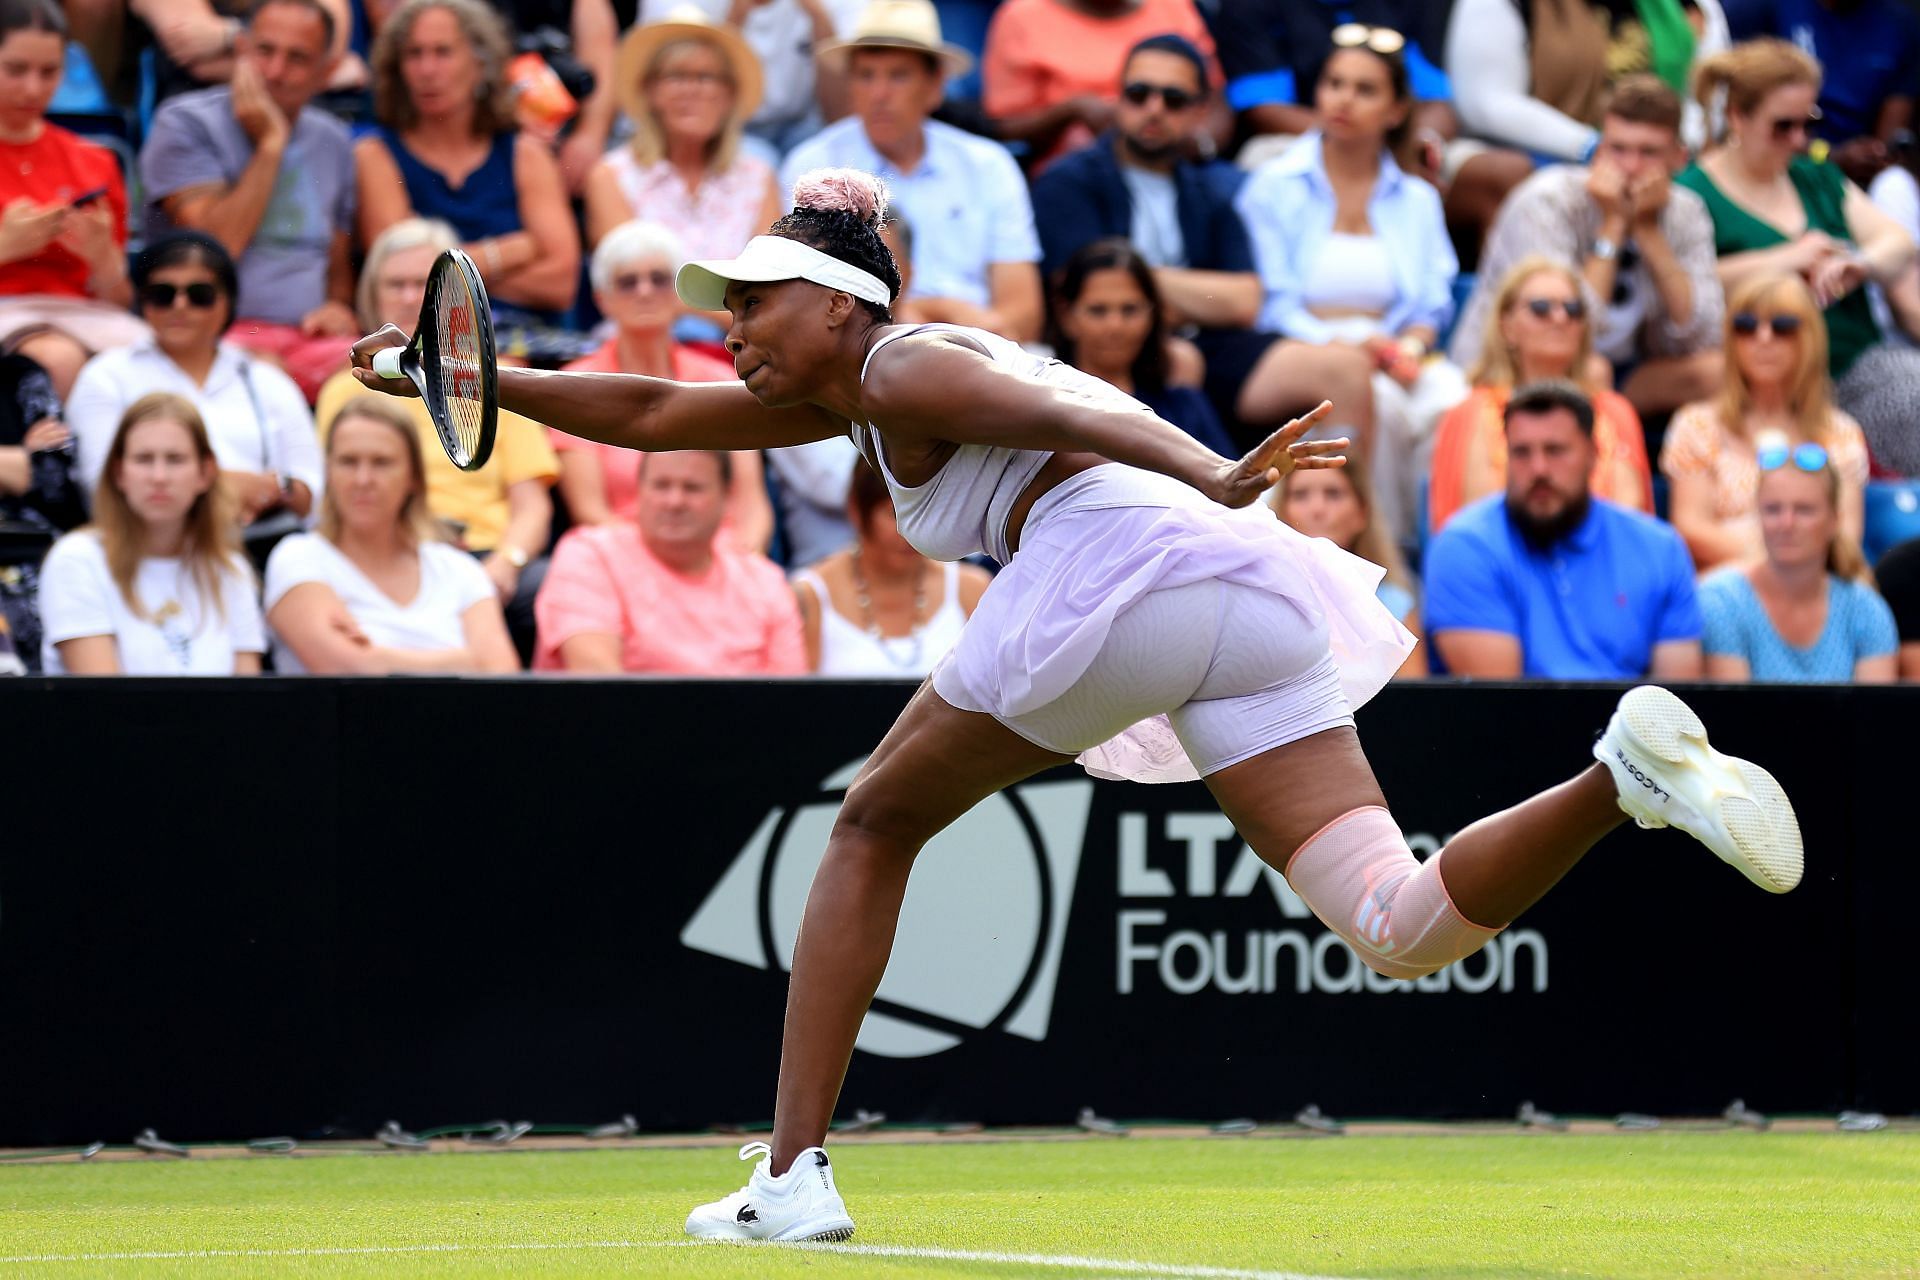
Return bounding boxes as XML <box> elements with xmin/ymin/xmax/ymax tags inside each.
<box><xmin>1757</xmin><ymin>441</ymin><xmax>1828</xmax><ymax>473</ymax></box>
<box><xmin>141</xmin><ymin>282</ymin><xmax>220</xmax><ymax>309</ymax></box>
<box><xmin>1731</xmin><ymin>311</ymin><xmax>1803</xmax><ymax>338</ymax></box>
<box><xmin>1330</xmin><ymin>23</ymin><xmax>1406</xmax><ymax>55</ymax></box>
<box><xmin>1522</xmin><ymin>296</ymin><xmax>1586</xmax><ymax>321</ymax></box>
<box><xmin>1769</xmin><ymin>106</ymin><xmax>1822</xmax><ymax>139</ymax></box>
<box><xmin>1121</xmin><ymin>80</ymin><xmax>1198</xmax><ymax>110</ymax></box>
<box><xmin>613</xmin><ymin>269</ymin><xmax>676</xmax><ymax>294</ymax></box>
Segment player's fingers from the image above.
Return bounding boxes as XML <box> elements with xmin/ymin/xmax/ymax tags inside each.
<box><xmin>1289</xmin><ymin>435</ymin><xmax>1350</xmax><ymax>458</ymax></box>
<box><xmin>1248</xmin><ymin>399</ymin><xmax>1335</xmax><ymax>468</ymax></box>
<box><xmin>1293</xmin><ymin>454</ymin><xmax>1349</xmax><ymax>470</ymax></box>
<box><xmin>350</xmin><ymin>324</ymin><xmax>409</xmax><ymax>369</ymax></box>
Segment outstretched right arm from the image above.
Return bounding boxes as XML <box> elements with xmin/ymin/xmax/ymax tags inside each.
<box><xmin>349</xmin><ymin>326</ymin><xmax>846</xmax><ymax>452</ymax></box>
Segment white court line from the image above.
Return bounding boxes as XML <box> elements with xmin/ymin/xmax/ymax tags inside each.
<box><xmin>0</xmin><ymin>1238</ymin><xmax>1371</xmax><ymax>1279</ymax></box>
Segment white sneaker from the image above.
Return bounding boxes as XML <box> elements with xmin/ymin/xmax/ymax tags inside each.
<box><xmin>1593</xmin><ymin>685</ymin><xmax>1802</xmax><ymax>893</ymax></box>
<box><xmin>684</xmin><ymin>1141</ymin><xmax>856</xmax><ymax>1243</ymax></box>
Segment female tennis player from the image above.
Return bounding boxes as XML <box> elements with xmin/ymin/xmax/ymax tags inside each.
<box><xmin>351</xmin><ymin>169</ymin><xmax>1801</xmax><ymax>1245</ymax></box>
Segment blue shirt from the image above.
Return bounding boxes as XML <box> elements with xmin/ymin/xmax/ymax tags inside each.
<box><xmin>375</xmin><ymin>127</ymin><xmax>520</xmax><ymax>242</ymax></box>
<box><xmin>1233</xmin><ymin>133</ymin><xmax>1456</xmax><ymax>338</ymax></box>
<box><xmin>1423</xmin><ymin>495</ymin><xmax>1702</xmax><ymax>679</ymax></box>
<box><xmin>1723</xmin><ymin>0</ymin><xmax>1920</xmax><ymax>142</ymax></box>
<box><xmin>779</xmin><ymin>118</ymin><xmax>1040</xmax><ymax>309</ymax></box>
<box><xmin>1699</xmin><ymin>568</ymin><xmax>1896</xmax><ymax>682</ymax></box>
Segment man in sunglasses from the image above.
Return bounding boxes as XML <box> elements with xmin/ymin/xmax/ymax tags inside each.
<box><xmin>1032</xmin><ymin>34</ymin><xmax>1261</xmax><ymax>332</ymax></box>
<box><xmin>1449</xmin><ymin>75</ymin><xmax>1722</xmax><ymax>422</ymax></box>
<box><xmin>1425</xmin><ymin>379</ymin><xmax>1704</xmax><ymax>681</ymax></box>
<box><xmin>139</xmin><ymin>0</ymin><xmax>355</xmax><ymax>402</ymax></box>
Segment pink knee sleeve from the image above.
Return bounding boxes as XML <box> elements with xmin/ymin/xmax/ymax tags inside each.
<box><xmin>1283</xmin><ymin>806</ymin><xmax>1502</xmax><ymax>980</ymax></box>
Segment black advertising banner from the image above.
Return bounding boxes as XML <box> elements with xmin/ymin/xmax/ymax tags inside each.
<box><xmin>0</xmin><ymin>679</ymin><xmax>1893</xmax><ymax>1147</ymax></box>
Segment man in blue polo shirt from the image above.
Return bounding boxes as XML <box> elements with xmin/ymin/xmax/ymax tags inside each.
<box><xmin>1425</xmin><ymin>379</ymin><xmax>1704</xmax><ymax>680</ymax></box>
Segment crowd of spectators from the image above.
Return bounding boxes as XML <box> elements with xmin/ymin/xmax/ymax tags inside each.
<box><xmin>4</xmin><ymin>0</ymin><xmax>1920</xmax><ymax>689</ymax></box>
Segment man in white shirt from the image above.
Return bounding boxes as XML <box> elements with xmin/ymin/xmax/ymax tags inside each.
<box><xmin>780</xmin><ymin>0</ymin><xmax>1043</xmax><ymax>342</ymax></box>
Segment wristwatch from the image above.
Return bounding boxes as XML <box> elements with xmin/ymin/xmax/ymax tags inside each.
<box><xmin>1590</xmin><ymin>237</ymin><xmax>1620</xmax><ymax>262</ymax></box>
<box><xmin>501</xmin><ymin>545</ymin><xmax>529</xmax><ymax>570</ymax></box>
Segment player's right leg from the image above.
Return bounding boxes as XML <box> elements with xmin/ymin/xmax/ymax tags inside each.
<box><xmin>684</xmin><ymin>677</ymin><xmax>1073</xmax><ymax>1243</ymax></box>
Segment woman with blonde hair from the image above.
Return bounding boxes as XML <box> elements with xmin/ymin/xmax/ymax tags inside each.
<box><xmin>1678</xmin><ymin>39</ymin><xmax>1919</xmax><ymax>412</ymax></box>
<box><xmin>583</xmin><ymin>9</ymin><xmax>779</xmax><ymax>258</ymax></box>
<box><xmin>1699</xmin><ymin>442</ymin><xmax>1895</xmax><ymax>682</ymax></box>
<box><xmin>37</xmin><ymin>392</ymin><xmax>263</xmax><ymax>674</ymax></box>
<box><xmin>354</xmin><ymin>0</ymin><xmax>581</xmax><ymax>320</ymax></box>
<box><xmin>1428</xmin><ymin>255</ymin><xmax>1653</xmax><ymax>533</ymax></box>
<box><xmin>1662</xmin><ymin>272</ymin><xmax>1869</xmax><ymax>571</ymax></box>
<box><xmin>1272</xmin><ymin>458</ymin><xmax>1427</xmax><ymax>677</ymax></box>
<box><xmin>264</xmin><ymin>395</ymin><xmax>517</xmax><ymax>674</ymax></box>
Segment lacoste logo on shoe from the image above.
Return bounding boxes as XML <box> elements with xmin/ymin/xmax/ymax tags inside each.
<box><xmin>1616</xmin><ymin>749</ymin><xmax>1670</xmax><ymax>802</ymax></box>
<box><xmin>736</xmin><ymin>1206</ymin><xmax>759</xmax><ymax>1224</ymax></box>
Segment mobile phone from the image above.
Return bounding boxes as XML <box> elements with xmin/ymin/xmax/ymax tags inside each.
<box><xmin>68</xmin><ymin>186</ymin><xmax>109</xmax><ymax>207</ymax></box>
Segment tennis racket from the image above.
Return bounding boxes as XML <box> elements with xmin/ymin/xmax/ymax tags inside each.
<box><xmin>370</xmin><ymin>249</ymin><xmax>498</xmax><ymax>471</ymax></box>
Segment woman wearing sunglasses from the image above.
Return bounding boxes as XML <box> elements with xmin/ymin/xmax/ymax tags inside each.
<box><xmin>66</xmin><ymin>232</ymin><xmax>321</xmax><ymax>530</ymax></box>
<box><xmin>1698</xmin><ymin>437</ymin><xmax>1896</xmax><ymax>683</ymax></box>
<box><xmin>1679</xmin><ymin>40</ymin><xmax>1920</xmax><ymax>415</ymax></box>
<box><xmin>553</xmin><ymin>219</ymin><xmax>771</xmax><ymax>551</ymax></box>
<box><xmin>1663</xmin><ymin>273</ymin><xmax>1869</xmax><ymax>572</ymax></box>
<box><xmin>1234</xmin><ymin>24</ymin><xmax>1466</xmax><ymax>542</ymax></box>
<box><xmin>1429</xmin><ymin>256</ymin><xmax>1653</xmax><ymax>533</ymax></box>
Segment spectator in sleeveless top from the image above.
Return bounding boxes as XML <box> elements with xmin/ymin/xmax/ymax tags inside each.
<box><xmin>1699</xmin><ymin>443</ymin><xmax>1896</xmax><ymax>682</ymax></box>
<box><xmin>1678</xmin><ymin>39</ymin><xmax>1920</xmax><ymax>449</ymax></box>
<box><xmin>38</xmin><ymin>392</ymin><xmax>264</xmax><ymax>674</ymax></box>
<box><xmin>1662</xmin><ymin>273</ymin><xmax>1870</xmax><ymax>573</ymax></box>
<box><xmin>792</xmin><ymin>457</ymin><xmax>986</xmax><ymax>675</ymax></box>
<box><xmin>1446</xmin><ymin>0</ymin><xmax>1727</xmax><ymax>160</ymax></box>
<box><xmin>556</xmin><ymin>220</ymin><xmax>773</xmax><ymax>551</ymax></box>
<box><xmin>354</xmin><ymin>0</ymin><xmax>580</xmax><ymax>322</ymax></box>
<box><xmin>0</xmin><ymin>0</ymin><xmax>146</xmax><ymax>401</ymax></box>
<box><xmin>980</xmin><ymin>0</ymin><xmax>1228</xmax><ymax>173</ymax></box>
<box><xmin>140</xmin><ymin>0</ymin><xmax>357</xmax><ymax>402</ymax></box>
<box><xmin>1046</xmin><ymin>238</ymin><xmax>1235</xmax><ymax>456</ymax></box>
<box><xmin>1271</xmin><ymin>458</ymin><xmax>1427</xmax><ymax>677</ymax></box>
<box><xmin>1430</xmin><ymin>256</ymin><xmax>1652</xmax><ymax>534</ymax></box>
<box><xmin>534</xmin><ymin>448</ymin><xmax>805</xmax><ymax>674</ymax></box>
<box><xmin>264</xmin><ymin>394</ymin><xmax>517</xmax><ymax>673</ymax></box>
<box><xmin>316</xmin><ymin>218</ymin><xmax>558</xmax><ymax>662</ymax></box>
<box><xmin>583</xmin><ymin>9</ymin><xmax>781</xmax><ymax>259</ymax></box>
<box><xmin>68</xmin><ymin>232</ymin><xmax>321</xmax><ymax>529</ymax></box>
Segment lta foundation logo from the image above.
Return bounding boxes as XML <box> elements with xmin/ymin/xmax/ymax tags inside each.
<box><xmin>681</xmin><ymin>759</ymin><xmax>1095</xmax><ymax>1058</ymax></box>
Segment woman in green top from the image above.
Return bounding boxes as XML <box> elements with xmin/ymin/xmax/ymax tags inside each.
<box><xmin>1676</xmin><ymin>39</ymin><xmax>1915</xmax><ymax>390</ymax></box>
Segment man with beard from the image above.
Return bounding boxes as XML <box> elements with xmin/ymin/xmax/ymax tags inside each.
<box><xmin>1424</xmin><ymin>379</ymin><xmax>1703</xmax><ymax>680</ymax></box>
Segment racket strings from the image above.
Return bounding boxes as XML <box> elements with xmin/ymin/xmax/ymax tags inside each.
<box><xmin>433</xmin><ymin>276</ymin><xmax>487</xmax><ymax>465</ymax></box>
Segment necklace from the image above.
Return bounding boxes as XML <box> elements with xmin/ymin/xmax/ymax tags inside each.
<box><xmin>850</xmin><ymin>550</ymin><xmax>928</xmax><ymax>670</ymax></box>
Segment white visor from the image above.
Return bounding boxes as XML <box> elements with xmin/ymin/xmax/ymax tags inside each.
<box><xmin>676</xmin><ymin>235</ymin><xmax>893</xmax><ymax>312</ymax></box>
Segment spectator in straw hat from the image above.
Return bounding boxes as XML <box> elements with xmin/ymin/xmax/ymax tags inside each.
<box><xmin>585</xmin><ymin>6</ymin><xmax>783</xmax><ymax>259</ymax></box>
<box><xmin>636</xmin><ymin>0</ymin><xmax>869</xmax><ymax>155</ymax></box>
<box><xmin>779</xmin><ymin>0</ymin><xmax>1045</xmax><ymax>343</ymax></box>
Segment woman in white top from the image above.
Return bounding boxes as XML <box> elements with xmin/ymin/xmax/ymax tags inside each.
<box><xmin>792</xmin><ymin>458</ymin><xmax>985</xmax><ymax>675</ymax></box>
<box><xmin>67</xmin><ymin>232</ymin><xmax>322</xmax><ymax>528</ymax></box>
<box><xmin>351</xmin><ymin>169</ymin><xmax>1802</xmax><ymax>1241</ymax></box>
<box><xmin>38</xmin><ymin>391</ymin><xmax>263</xmax><ymax>674</ymax></box>
<box><xmin>1233</xmin><ymin>28</ymin><xmax>1466</xmax><ymax>540</ymax></box>
<box><xmin>582</xmin><ymin>10</ymin><xmax>781</xmax><ymax>256</ymax></box>
<box><xmin>265</xmin><ymin>396</ymin><xmax>517</xmax><ymax>674</ymax></box>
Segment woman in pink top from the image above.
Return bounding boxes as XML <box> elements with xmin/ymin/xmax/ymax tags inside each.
<box><xmin>354</xmin><ymin>168</ymin><xmax>1803</xmax><ymax>1243</ymax></box>
<box><xmin>555</xmin><ymin>220</ymin><xmax>772</xmax><ymax>551</ymax></box>
<box><xmin>583</xmin><ymin>10</ymin><xmax>780</xmax><ymax>258</ymax></box>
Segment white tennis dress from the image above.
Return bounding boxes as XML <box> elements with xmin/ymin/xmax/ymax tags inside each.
<box><xmin>849</xmin><ymin>323</ymin><xmax>1415</xmax><ymax>783</ymax></box>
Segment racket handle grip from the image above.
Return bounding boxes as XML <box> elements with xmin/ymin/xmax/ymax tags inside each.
<box><xmin>371</xmin><ymin>347</ymin><xmax>405</xmax><ymax>379</ymax></box>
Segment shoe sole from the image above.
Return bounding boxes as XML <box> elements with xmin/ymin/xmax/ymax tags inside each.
<box><xmin>1615</xmin><ymin>686</ymin><xmax>1803</xmax><ymax>894</ymax></box>
<box><xmin>686</xmin><ymin>1217</ymin><xmax>856</xmax><ymax>1244</ymax></box>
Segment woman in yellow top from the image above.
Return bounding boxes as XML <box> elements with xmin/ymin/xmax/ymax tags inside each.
<box><xmin>1427</xmin><ymin>255</ymin><xmax>1652</xmax><ymax>534</ymax></box>
<box><xmin>315</xmin><ymin>218</ymin><xmax>558</xmax><ymax>661</ymax></box>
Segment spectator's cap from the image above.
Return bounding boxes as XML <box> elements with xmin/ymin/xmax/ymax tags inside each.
<box><xmin>816</xmin><ymin>0</ymin><xmax>972</xmax><ymax>79</ymax></box>
<box><xmin>616</xmin><ymin>5</ymin><xmax>764</xmax><ymax>125</ymax></box>
<box><xmin>677</xmin><ymin>235</ymin><xmax>893</xmax><ymax>312</ymax></box>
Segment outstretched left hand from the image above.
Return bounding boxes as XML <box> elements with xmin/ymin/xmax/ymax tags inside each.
<box><xmin>1209</xmin><ymin>401</ymin><xmax>1347</xmax><ymax>508</ymax></box>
